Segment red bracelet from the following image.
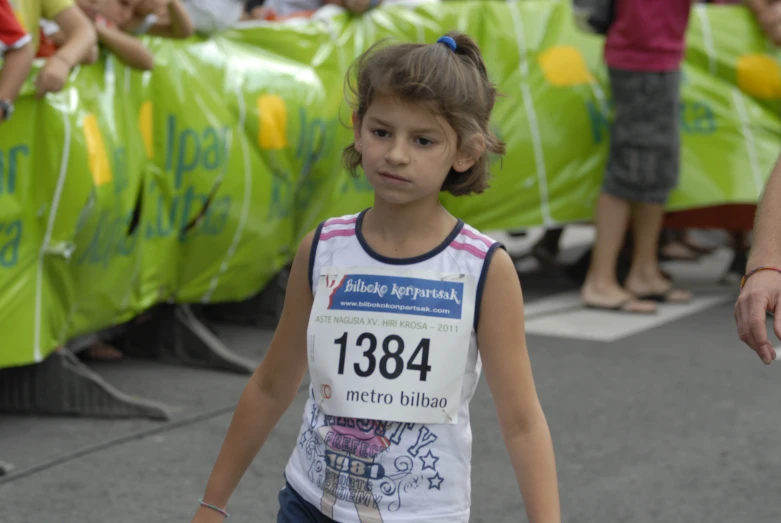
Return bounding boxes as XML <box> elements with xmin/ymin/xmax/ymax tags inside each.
<box><xmin>740</xmin><ymin>266</ymin><xmax>781</xmax><ymax>289</ymax></box>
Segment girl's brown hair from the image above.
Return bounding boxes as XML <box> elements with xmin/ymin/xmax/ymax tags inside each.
<box><xmin>342</xmin><ymin>31</ymin><xmax>506</xmax><ymax>196</ymax></box>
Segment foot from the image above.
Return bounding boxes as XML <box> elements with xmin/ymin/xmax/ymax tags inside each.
<box><xmin>660</xmin><ymin>241</ymin><xmax>701</xmax><ymax>261</ymax></box>
<box><xmin>625</xmin><ymin>272</ymin><xmax>692</xmax><ymax>303</ymax></box>
<box><xmin>681</xmin><ymin>237</ymin><xmax>717</xmax><ymax>255</ymax></box>
<box><xmin>581</xmin><ymin>281</ymin><xmax>657</xmax><ymax>313</ymax></box>
<box><xmin>86</xmin><ymin>341</ymin><xmax>123</xmax><ymax>361</ymax></box>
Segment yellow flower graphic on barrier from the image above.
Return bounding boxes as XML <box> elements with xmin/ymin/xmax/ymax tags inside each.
<box><xmin>139</xmin><ymin>101</ymin><xmax>154</xmax><ymax>159</ymax></box>
<box><xmin>736</xmin><ymin>54</ymin><xmax>781</xmax><ymax>100</ymax></box>
<box><xmin>257</xmin><ymin>94</ymin><xmax>288</xmax><ymax>150</ymax></box>
<box><xmin>82</xmin><ymin>114</ymin><xmax>112</xmax><ymax>187</ymax></box>
<box><xmin>538</xmin><ymin>45</ymin><xmax>595</xmax><ymax>87</ymax></box>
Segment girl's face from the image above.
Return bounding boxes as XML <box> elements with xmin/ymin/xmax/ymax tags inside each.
<box><xmin>77</xmin><ymin>0</ymin><xmax>107</xmax><ymax>20</ymax></box>
<box><xmin>102</xmin><ymin>0</ymin><xmax>141</xmax><ymax>25</ymax></box>
<box><xmin>353</xmin><ymin>96</ymin><xmax>476</xmax><ymax>206</ymax></box>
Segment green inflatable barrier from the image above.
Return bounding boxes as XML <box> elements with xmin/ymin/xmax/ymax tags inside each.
<box><xmin>1</xmin><ymin>0</ymin><xmax>779</xmax><ymax>369</ymax></box>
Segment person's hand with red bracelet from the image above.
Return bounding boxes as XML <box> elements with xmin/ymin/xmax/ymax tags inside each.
<box><xmin>735</xmin><ymin>268</ymin><xmax>781</xmax><ymax>365</ymax></box>
<box><xmin>735</xmin><ymin>153</ymin><xmax>781</xmax><ymax>365</ymax></box>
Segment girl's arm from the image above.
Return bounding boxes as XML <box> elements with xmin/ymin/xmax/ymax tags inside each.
<box><xmin>0</xmin><ymin>44</ymin><xmax>33</xmax><ymax>106</ymax></box>
<box><xmin>49</xmin><ymin>29</ymin><xmax>98</xmax><ymax>65</ymax></box>
<box><xmin>96</xmin><ymin>23</ymin><xmax>155</xmax><ymax>71</ymax></box>
<box><xmin>36</xmin><ymin>6</ymin><xmax>97</xmax><ymax>97</ymax></box>
<box><xmin>476</xmin><ymin>249</ymin><xmax>561</xmax><ymax>523</ymax></box>
<box><xmin>50</xmin><ymin>6</ymin><xmax>97</xmax><ymax>68</ymax></box>
<box><xmin>192</xmin><ymin>231</ymin><xmax>315</xmax><ymax>522</ymax></box>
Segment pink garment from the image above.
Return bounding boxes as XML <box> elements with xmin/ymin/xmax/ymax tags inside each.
<box><xmin>605</xmin><ymin>0</ymin><xmax>696</xmax><ymax>72</ymax></box>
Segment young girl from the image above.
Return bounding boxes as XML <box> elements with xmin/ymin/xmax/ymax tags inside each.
<box><xmin>192</xmin><ymin>31</ymin><xmax>561</xmax><ymax>523</ymax></box>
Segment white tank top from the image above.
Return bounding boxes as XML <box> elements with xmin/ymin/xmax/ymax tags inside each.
<box><xmin>284</xmin><ymin>210</ymin><xmax>504</xmax><ymax>523</ymax></box>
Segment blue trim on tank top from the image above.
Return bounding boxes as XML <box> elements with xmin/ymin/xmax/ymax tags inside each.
<box><xmin>355</xmin><ymin>208</ymin><xmax>465</xmax><ymax>265</ymax></box>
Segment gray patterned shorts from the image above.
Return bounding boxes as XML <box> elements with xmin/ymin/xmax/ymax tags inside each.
<box><xmin>603</xmin><ymin>67</ymin><xmax>681</xmax><ymax>205</ymax></box>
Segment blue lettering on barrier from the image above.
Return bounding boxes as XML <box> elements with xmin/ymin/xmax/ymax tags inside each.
<box><xmin>77</xmin><ymin>208</ymin><xmax>138</xmax><ymax>267</ymax></box>
<box><xmin>113</xmin><ymin>147</ymin><xmax>128</xmax><ymax>196</ymax></box>
<box><xmin>296</xmin><ymin>109</ymin><xmax>336</xmax><ymax>179</ymax></box>
<box><xmin>291</xmin><ymin>108</ymin><xmax>370</xmax><ymax>197</ymax></box>
<box><xmin>681</xmin><ymin>101</ymin><xmax>716</xmax><ymax>135</ymax></box>
<box><xmin>77</xmin><ymin>150</ymin><xmax>140</xmax><ymax>267</ymax></box>
<box><xmin>144</xmin><ymin>116</ymin><xmax>234</xmax><ymax>240</ymax></box>
<box><xmin>586</xmin><ymin>100</ymin><xmax>612</xmax><ymax>145</ymax></box>
<box><xmin>0</xmin><ymin>144</ymin><xmax>29</xmax><ymax>195</ymax></box>
<box><xmin>0</xmin><ymin>220</ymin><xmax>22</xmax><ymax>267</ymax></box>
<box><xmin>327</xmin><ymin>274</ymin><xmax>465</xmax><ymax>319</ymax></box>
<box><xmin>267</xmin><ymin>109</ymin><xmax>344</xmax><ymax>220</ymax></box>
<box><xmin>294</xmin><ymin>109</ymin><xmax>339</xmax><ymax>211</ymax></box>
<box><xmin>268</xmin><ymin>170</ymin><xmax>293</xmax><ymax>221</ymax></box>
<box><xmin>144</xmin><ymin>180</ymin><xmax>232</xmax><ymax>241</ymax></box>
<box><xmin>164</xmin><ymin>114</ymin><xmax>231</xmax><ymax>190</ymax></box>
<box><xmin>0</xmin><ymin>145</ymin><xmax>30</xmax><ymax>268</ymax></box>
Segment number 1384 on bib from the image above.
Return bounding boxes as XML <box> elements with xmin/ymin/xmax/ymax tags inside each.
<box><xmin>334</xmin><ymin>332</ymin><xmax>432</xmax><ymax>381</ymax></box>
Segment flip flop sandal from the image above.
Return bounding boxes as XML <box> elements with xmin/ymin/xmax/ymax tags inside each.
<box><xmin>634</xmin><ymin>288</ymin><xmax>692</xmax><ymax>304</ymax></box>
<box><xmin>584</xmin><ymin>299</ymin><xmax>657</xmax><ymax>314</ymax></box>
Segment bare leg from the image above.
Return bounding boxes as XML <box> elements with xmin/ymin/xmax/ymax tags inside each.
<box><xmin>624</xmin><ymin>202</ymin><xmax>691</xmax><ymax>302</ymax></box>
<box><xmin>581</xmin><ymin>193</ymin><xmax>656</xmax><ymax>312</ymax></box>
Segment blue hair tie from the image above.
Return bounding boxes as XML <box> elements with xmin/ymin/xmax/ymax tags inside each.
<box><xmin>436</xmin><ymin>36</ymin><xmax>457</xmax><ymax>52</ymax></box>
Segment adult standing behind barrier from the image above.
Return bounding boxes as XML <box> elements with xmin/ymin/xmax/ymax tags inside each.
<box><xmin>0</xmin><ymin>0</ymin><xmax>33</xmax><ymax>120</ymax></box>
<box><xmin>580</xmin><ymin>0</ymin><xmax>695</xmax><ymax>314</ymax></box>
<box><xmin>735</xmin><ymin>155</ymin><xmax>781</xmax><ymax>366</ymax></box>
<box><xmin>11</xmin><ymin>0</ymin><xmax>96</xmax><ymax>97</ymax></box>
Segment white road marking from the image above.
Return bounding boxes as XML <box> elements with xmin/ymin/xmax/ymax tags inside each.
<box><xmin>524</xmin><ymin>291</ymin><xmax>733</xmax><ymax>342</ymax></box>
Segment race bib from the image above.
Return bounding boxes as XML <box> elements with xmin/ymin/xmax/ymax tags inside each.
<box><xmin>307</xmin><ymin>267</ymin><xmax>476</xmax><ymax>425</ymax></box>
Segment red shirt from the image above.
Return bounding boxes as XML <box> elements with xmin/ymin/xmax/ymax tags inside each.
<box><xmin>0</xmin><ymin>0</ymin><xmax>30</xmax><ymax>53</ymax></box>
<box><xmin>605</xmin><ymin>0</ymin><xmax>695</xmax><ymax>71</ymax></box>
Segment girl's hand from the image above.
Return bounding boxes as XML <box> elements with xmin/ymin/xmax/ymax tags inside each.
<box><xmin>35</xmin><ymin>56</ymin><xmax>71</xmax><ymax>98</ymax></box>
